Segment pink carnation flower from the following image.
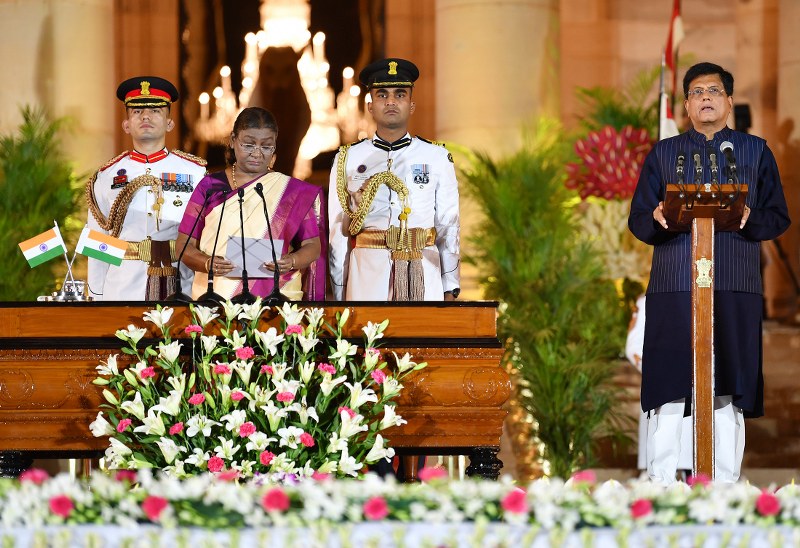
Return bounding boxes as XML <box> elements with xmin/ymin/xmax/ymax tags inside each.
<box><xmin>300</xmin><ymin>432</ymin><xmax>315</xmax><ymax>447</ymax></box>
<box><xmin>570</xmin><ymin>469</ymin><xmax>597</xmax><ymax>485</ymax></box>
<box><xmin>501</xmin><ymin>488</ymin><xmax>528</xmax><ymax>514</ymax></box>
<box><xmin>338</xmin><ymin>406</ymin><xmax>356</xmax><ymax>419</ymax></box>
<box><xmin>284</xmin><ymin>324</ymin><xmax>303</xmax><ymax>336</ymax></box>
<box><xmin>418</xmin><ymin>466</ymin><xmax>448</xmax><ymax>482</ymax></box>
<box><xmin>188</xmin><ymin>393</ymin><xmax>205</xmax><ymax>405</ymax></box>
<box><xmin>231</xmin><ymin>391</ymin><xmax>245</xmax><ymax>402</ymax></box>
<box><xmin>49</xmin><ymin>495</ymin><xmax>74</xmax><ymax>518</ymax></box>
<box><xmin>687</xmin><ymin>473</ymin><xmax>711</xmax><ymax>488</ymax></box>
<box><xmin>312</xmin><ymin>471</ymin><xmax>331</xmax><ymax>482</ymax></box>
<box><xmin>235</xmin><ymin>346</ymin><xmax>255</xmax><ymax>360</ymax></box>
<box><xmin>207</xmin><ymin>456</ymin><xmax>225</xmax><ymax>473</ymax></box>
<box><xmin>276</xmin><ymin>391</ymin><xmax>295</xmax><ymax>403</ymax></box>
<box><xmin>756</xmin><ymin>490</ymin><xmax>781</xmax><ymax>516</ymax></box>
<box><xmin>261</xmin><ymin>488</ymin><xmax>290</xmax><ymax>512</ymax></box>
<box><xmin>260</xmin><ymin>451</ymin><xmax>276</xmax><ymax>466</ymax></box>
<box><xmin>140</xmin><ymin>367</ymin><xmax>156</xmax><ymax>379</ymax></box>
<box><xmin>260</xmin><ymin>364</ymin><xmax>274</xmax><ymax>375</ymax></box>
<box><xmin>184</xmin><ymin>324</ymin><xmax>202</xmax><ymax>334</ymax></box>
<box><xmin>116</xmin><ymin>418</ymin><xmax>132</xmax><ymax>433</ymax></box>
<box><xmin>317</xmin><ymin>363</ymin><xmax>336</xmax><ymax>375</ymax></box>
<box><xmin>169</xmin><ymin>422</ymin><xmax>184</xmax><ymax>435</ymax></box>
<box><xmin>239</xmin><ymin>422</ymin><xmax>256</xmax><ymax>438</ymax></box>
<box><xmin>363</xmin><ymin>496</ymin><xmax>389</xmax><ymax>520</ymax></box>
<box><xmin>142</xmin><ymin>495</ymin><xmax>169</xmax><ymax>521</ymax></box>
<box><xmin>19</xmin><ymin>468</ymin><xmax>49</xmax><ymax>485</ymax></box>
<box><xmin>213</xmin><ymin>363</ymin><xmax>231</xmax><ymax>375</ymax></box>
<box><xmin>115</xmin><ymin>470</ymin><xmax>137</xmax><ymax>483</ymax></box>
<box><xmin>371</xmin><ymin>369</ymin><xmax>387</xmax><ymax>384</ymax></box>
<box><xmin>630</xmin><ymin>498</ymin><xmax>653</xmax><ymax>519</ymax></box>
<box><xmin>218</xmin><ymin>469</ymin><xmax>240</xmax><ymax>482</ymax></box>
<box><xmin>366</xmin><ymin>347</ymin><xmax>380</xmax><ymax>356</ymax></box>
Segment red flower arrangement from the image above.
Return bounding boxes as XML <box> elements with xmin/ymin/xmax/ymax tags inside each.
<box><xmin>565</xmin><ymin>125</ymin><xmax>653</xmax><ymax>200</ymax></box>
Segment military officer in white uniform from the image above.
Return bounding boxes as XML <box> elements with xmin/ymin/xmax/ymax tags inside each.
<box><xmin>329</xmin><ymin>58</ymin><xmax>460</xmax><ymax>301</ymax></box>
<box><xmin>86</xmin><ymin>76</ymin><xmax>207</xmax><ymax>301</ymax></box>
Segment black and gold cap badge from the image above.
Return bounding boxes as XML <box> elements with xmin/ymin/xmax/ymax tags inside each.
<box><xmin>359</xmin><ymin>58</ymin><xmax>419</xmax><ymax>90</ymax></box>
<box><xmin>116</xmin><ymin>76</ymin><xmax>179</xmax><ymax>108</ymax></box>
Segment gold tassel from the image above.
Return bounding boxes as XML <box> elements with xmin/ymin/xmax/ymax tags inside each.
<box><xmin>409</xmin><ymin>257</ymin><xmax>425</xmax><ymax>300</ymax></box>
<box><xmin>393</xmin><ymin>259</ymin><xmax>409</xmax><ymax>301</ymax></box>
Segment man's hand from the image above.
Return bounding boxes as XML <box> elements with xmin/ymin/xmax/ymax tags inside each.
<box><xmin>653</xmin><ymin>201</ymin><xmax>668</xmax><ymax>229</ymax></box>
<box><xmin>740</xmin><ymin>205</ymin><xmax>751</xmax><ymax>229</ymax></box>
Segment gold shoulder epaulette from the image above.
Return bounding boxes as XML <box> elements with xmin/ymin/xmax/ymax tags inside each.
<box><xmin>171</xmin><ymin>149</ymin><xmax>208</xmax><ymax>166</ymax></box>
<box><xmin>342</xmin><ymin>138</ymin><xmax>366</xmax><ymax>150</ymax></box>
<box><xmin>98</xmin><ymin>151</ymin><xmax>129</xmax><ymax>172</ymax></box>
<box><xmin>416</xmin><ymin>135</ymin><xmax>446</xmax><ymax>147</ymax></box>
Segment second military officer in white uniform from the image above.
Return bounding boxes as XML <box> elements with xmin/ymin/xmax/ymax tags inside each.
<box><xmin>86</xmin><ymin>76</ymin><xmax>207</xmax><ymax>301</ymax></box>
<box><xmin>329</xmin><ymin>58</ymin><xmax>460</xmax><ymax>301</ymax></box>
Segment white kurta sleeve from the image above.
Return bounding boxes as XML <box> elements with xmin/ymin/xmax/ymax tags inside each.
<box><xmin>434</xmin><ymin>150</ymin><xmax>460</xmax><ymax>293</ymax></box>
<box><xmin>328</xmin><ymin>151</ymin><xmax>351</xmax><ymax>301</ymax></box>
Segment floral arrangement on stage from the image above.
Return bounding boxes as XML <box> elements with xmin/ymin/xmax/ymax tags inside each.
<box><xmin>90</xmin><ymin>300</ymin><xmax>425</xmax><ymax>480</ymax></box>
<box><xmin>0</xmin><ymin>468</ymin><xmax>795</xmax><ymax>537</ymax></box>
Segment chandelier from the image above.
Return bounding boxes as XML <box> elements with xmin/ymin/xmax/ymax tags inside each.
<box><xmin>193</xmin><ymin>0</ymin><xmax>371</xmax><ymax>178</ymax></box>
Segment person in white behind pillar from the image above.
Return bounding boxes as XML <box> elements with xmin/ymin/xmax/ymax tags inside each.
<box><xmin>328</xmin><ymin>58</ymin><xmax>460</xmax><ymax>302</ymax></box>
<box><xmin>86</xmin><ymin>76</ymin><xmax>207</xmax><ymax>301</ymax></box>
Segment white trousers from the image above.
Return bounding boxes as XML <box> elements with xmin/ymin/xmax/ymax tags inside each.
<box><xmin>646</xmin><ymin>396</ymin><xmax>745</xmax><ymax>484</ymax></box>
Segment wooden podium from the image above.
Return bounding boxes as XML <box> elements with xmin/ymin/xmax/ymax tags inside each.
<box><xmin>0</xmin><ymin>302</ymin><xmax>509</xmax><ymax>480</ymax></box>
<box><xmin>663</xmin><ymin>181</ymin><xmax>747</xmax><ymax>477</ymax></box>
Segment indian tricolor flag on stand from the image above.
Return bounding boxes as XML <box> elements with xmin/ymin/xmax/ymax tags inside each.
<box><xmin>18</xmin><ymin>227</ymin><xmax>66</xmax><ymax>268</ymax></box>
<box><xmin>76</xmin><ymin>226</ymin><xmax>127</xmax><ymax>266</ymax></box>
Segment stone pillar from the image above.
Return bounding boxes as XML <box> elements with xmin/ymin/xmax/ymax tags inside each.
<box><xmin>769</xmin><ymin>0</ymin><xmax>800</xmax><ymax>319</ymax></box>
<box><xmin>0</xmin><ymin>0</ymin><xmax>115</xmax><ymax>175</ymax></box>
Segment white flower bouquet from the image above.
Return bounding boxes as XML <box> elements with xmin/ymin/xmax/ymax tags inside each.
<box><xmin>90</xmin><ymin>300</ymin><xmax>426</xmax><ymax>480</ymax></box>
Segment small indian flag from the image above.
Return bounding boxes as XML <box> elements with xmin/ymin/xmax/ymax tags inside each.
<box><xmin>18</xmin><ymin>228</ymin><xmax>66</xmax><ymax>268</ymax></box>
<box><xmin>76</xmin><ymin>226</ymin><xmax>127</xmax><ymax>266</ymax></box>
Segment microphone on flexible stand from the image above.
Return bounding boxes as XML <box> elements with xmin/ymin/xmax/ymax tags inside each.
<box><xmin>720</xmin><ymin>141</ymin><xmax>737</xmax><ymax>178</ymax></box>
<box><xmin>230</xmin><ymin>187</ymin><xmax>256</xmax><ymax>305</ymax></box>
<box><xmin>692</xmin><ymin>151</ymin><xmax>703</xmax><ymax>200</ymax></box>
<box><xmin>196</xmin><ymin>188</ymin><xmax>229</xmax><ymax>304</ymax></box>
<box><xmin>168</xmin><ymin>187</ymin><xmax>219</xmax><ymax>302</ymax></box>
<box><xmin>254</xmin><ymin>182</ymin><xmax>287</xmax><ymax>306</ymax></box>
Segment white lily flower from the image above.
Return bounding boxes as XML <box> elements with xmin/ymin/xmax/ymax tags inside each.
<box><xmin>248</xmin><ymin>386</ymin><xmax>277</xmax><ymax>412</ymax></box>
<box><xmin>382</xmin><ymin>378</ymin><xmax>403</xmax><ymax>399</ymax></box>
<box><xmin>337</xmin><ymin>307</ymin><xmax>350</xmax><ymax>328</ymax></box>
<box><xmin>260</xmin><ymin>401</ymin><xmax>288</xmax><ymax>432</ymax></box>
<box><xmin>297</xmin><ymin>405</ymin><xmax>319</xmax><ymax>426</ymax></box>
<box><xmin>184</xmin><ymin>447</ymin><xmax>210</xmax><ymax>466</ymax></box>
<box><xmin>226</xmin><ymin>330</ymin><xmax>248</xmax><ymax>350</ymax></box>
<box><xmin>271</xmin><ymin>453</ymin><xmax>296</xmax><ymax>473</ymax></box>
<box><xmin>186</xmin><ymin>414</ymin><xmax>220</xmax><ymax>437</ymax></box>
<box><xmin>317</xmin><ymin>460</ymin><xmax>338</xmax><ymax>474</ymax></box>
<box><xmin>143</xmin><ymin>306</ymin><xmax>174</xmax><ymax>331</ymax></box>
<box><xmin>278</xmin><ymin>425</ymin><xmax>305</xmax><ymax>449</ymax></box>
<box><xmin>393</xmin><ymin>351</ymin><xmax>417</xmax><ymax>374</ymax></box>
<box><xmin>232</xmin><ymin>360</ymin><xmax>253</xmax><ymax>384</ymax></box>
<box><xmin>320</xmin><ymin>374</ymin><xmax>347</xmax><ymax>396</ymax></box>
<box><xmin>339</xmin><ymin>410</ymin><xmax>368</xmax><ymax>439</ymax></box>
<box><xmin>274</xmin><ymin>379</ymin><xmax>301</xmax><ymax>396</ymax></box>
<box><xmin>362</xmin><ymin>320</ymin><xmax>388</xmax><ymax>343</ymax></box>
<box><xmin>254</xmin><ymin>327</ymin><xmax>284</xmax><ymax>356</ymax></box>
<box><xmin>270</xmin><ymin>362</ymin><xmax>288</xmax><ymax>383</ymax></box>
<box><xmin>345</xmin><ymin>381</ymin><xmax>378</xmax><ymax>409</ymax></box>
<box><xmin>166</xmin><ymin>373</ymin><xmax>187</xmax><ymax>394</ymax></box>
<box><xmin>245</xmin><ymin>432</ymin><xmax>277</xmax><ymax>452</ymax></box>
<box><xmin>221</xmin><ymin>300</ymin><xmax>243</xmax><ymax>322</ymax></box>
<box><xmin>156</xmin><ymin>437</ymin><xmax>186</xmax><ymax>464</ymax></box>
<box><xmin>363</xmin><ymin>349</ymin><xmax>381</xmax><ymax>371</ymax></box>
<box><xmin>131</xmin><ymin>361</ymin><xmax>153</xmax><ymax>384</ymax></box>
<box><xmin>164</xmin><ymin>459</ymin><xmax>187</xmax><ymax>478</ymax></box>
<box><xmin>201</xmin><ymin>335</ymin><xmax>219</xmax><ymax>354</ymax></box>
<box><xmin>380</xmin><ymin>405</ymin><xmax>407</xmax><ymax>429</ymax></box>
<box><xmin>329</xmin><ymin>339</ymin><xmax>358</xmax><ymax>369</ymax></box>
<box><xmin>107</xmin><ymin>437</ymin><xmax>133</xmax><ymax>457</ymax></box>
<box><xmin>327</xmin><ymin>432</ymin><xmax>348</xmax><ymax>453</ymax></box>
<box><xmin>96</xmin><ymin>354</ymin><xmax>120</xmax><ymax>376</ymax></box>
<box><xmin>365</xmin><ymin>434</ymin><xmax>395</xmax><ymax>463</ymax></box>
<box><xmin>115</xmin><ymin>324</ymin><xmax>147</xmax><ymax>344</ymax></box>
<box><xmin>214</xmin><ymin>436</ymin><xmax>241</xmax><ymax>459</ymax></box>
<box><xmin>299</xmin><ymin>360</ymin><xmax>315</xmax><ymax>384</ymax></box>
<box><xmin>338</xmin><ymin>446</ymin><xmax>363</xmax><ymax>477</ymax></box>
<box><xmin>89</xmin><ymin>411</ymin><xmax>115</xmax><ymax>437</ymax></box>
<box><xmin>306</xmin><ymin>307</ymin><xmax>325</xmax><ymax>329</ymax></box>
<box><xmin>297</xmin><ymin>334</ymin><xmax>319</xmax><ymax>354</ymax></box>
<box><xmin>237</xmin><ymin>298</ymin><xmax>265</xmax><ymax>321</ymax></box>
<box><xmin>191</xmin><ymin>305</ymin><xmax>219</xmax><ymax>327</ymax></box>
<box><xmin>134</xmin><ymin>409</ymin><xmax>166</xmax><ymax>436</ymax></box>
<box><xmin>120</xmin><ymin>391</ymin><xmax>146</xmax><ymax>421</ymax></box>
<box><xmin>220</xmin><ymin>409</ymin><xmax>247</xmax><ymax>432</ymax></box>
<box><xmin>277</xmin><ymin>302</ymin><xmax>305</xmax><ymax>325</ymax></box>
<box><xmin>158</xmin><ymin>340</ymin><xmax>182</xmax><ymax>363</ymax></box>
<box><xmin>151</xmin><ymin>390</ymin><xmax>182</xmax><ymax>416</ymax></box>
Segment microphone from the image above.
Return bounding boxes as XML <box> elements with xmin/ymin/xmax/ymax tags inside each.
<box><xmin>692</xmin><ymin>151</ymin><xmax>703</xmax><ymax>198</ymax></box>
<box><xmin>230</xmin><ymin>187</ymin><xmax>256</xmax><ymax>305</ymax></box>
<box><xmin>720</xmin><ymin>141</ymin><xmax>737</xmax><ymax>175</ymax></box>
<box><xmin>254</xmin><ymin>182</ymin><xmax>287</xmax><ymax>306</ymax></box>
<box><xmin>676</xmin><ymin>151</ymin><xmax>685</xmax><ymax>179</ymax></box>
<box><xmin>168</xmin><ymin>187</ymin><xmax>219</xmax><ymax>303</ymax></box>
<box><xmin>196</xmin><ymin>188</ymin><xmax>229</xmax><ymax>304</ymax></box>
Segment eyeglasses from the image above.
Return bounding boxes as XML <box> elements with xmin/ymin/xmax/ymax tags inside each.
<box><xmin>237</xmin><ymin>142</ymin><xmax>276</xmax><ymax>156</ymax></box>
<box><xmin>686</xmin><ymin>87</ymin><xmax>726</xmax><ymax>99</ymax></box>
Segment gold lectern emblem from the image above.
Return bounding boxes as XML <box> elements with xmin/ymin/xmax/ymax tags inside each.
<box><xmin>388</xmin><ymin>61</ymin><xmax>398</xmax><ymax>75</ymax></box>
<box><xmin>695</xmin><ymin>257</ymin><xmax>713</xmax><ymax>288</ymax></box>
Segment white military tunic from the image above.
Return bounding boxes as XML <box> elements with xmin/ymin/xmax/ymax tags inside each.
<box><xmin>87</xmin><ymin>149</ymin><xmax>206</xmax><ymax>301</ymax></box>
<box><xmin>328</xmin><ymin>134</ymin><xmax>460</xmax><ymax>301</ymax></box>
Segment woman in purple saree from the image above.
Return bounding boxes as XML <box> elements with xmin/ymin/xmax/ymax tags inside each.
<box><xmin>177</xmin><ymin>107</ymin><xmax>326</xmax><ymax>301</ymax></box>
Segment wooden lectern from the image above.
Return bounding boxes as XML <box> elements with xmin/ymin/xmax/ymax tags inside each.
<box><xmin>663</xmin><ymin>180</ymin><xmax>748</xmax><ymax>477</ymax></box>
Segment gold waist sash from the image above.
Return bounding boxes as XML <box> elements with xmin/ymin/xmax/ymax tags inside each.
<box><xmin>353</xmin><ymin>227</ymin><xmax>436</xmax><ymax>252</ymax></box>
<box><xmin>123</xmin><ymin>238</ymin><xmax>178</xmax><ymax>263</ymax></box>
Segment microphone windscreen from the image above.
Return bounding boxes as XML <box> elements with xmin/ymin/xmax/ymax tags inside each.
<box><xmin>720</xmin><ymin>141</ymin><xmax>734</xmax><ymax>153</ymax></box>
<box><xmin>255</xmin><ymin>182</ymin><xmax>264</xmax><ymax>196</ymax></box>
<box><xmin>238</xmin><ymin>188</ymin><xmax>245</xmax><ymax>198</ymax></box>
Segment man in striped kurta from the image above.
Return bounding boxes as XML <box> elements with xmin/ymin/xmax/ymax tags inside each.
<box><xmin>629</xmin><ymin>62</ymin><xmax>791</xmax><ymax>484</ymax></box>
